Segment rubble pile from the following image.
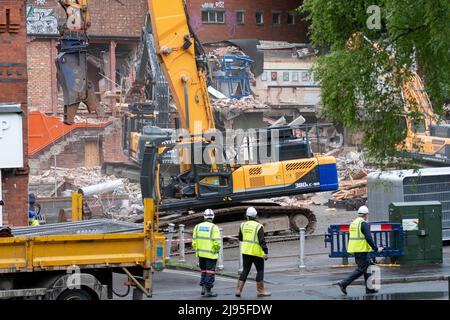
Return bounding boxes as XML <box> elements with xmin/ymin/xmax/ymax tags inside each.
<box><xmin>327</xmin><ymin>148</ymin><xmax>376</xmax><ymax>203</ymax></box>
<box><xmin>211</xmin><ymin>96</ymin><xmax>270</xmax><ymax>120</ymax></box>
<box><xmin>268</xmin><ymin>194</ymin><xmax>316</xmax><ymax>207</ymax></box>
<box><xmin>30</xmin><ymin>167</ymin><xmax>142</xmax><ymax>205</ymax></box>
<box><xmin>210</xmin><ymin>45</ymin><xmax>243</xmax><ymax>57</ymax></box>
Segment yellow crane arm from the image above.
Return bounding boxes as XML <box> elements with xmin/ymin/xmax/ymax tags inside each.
<box><xmin>147</xmin><ymin>0</ymin><xmax>215</xmax><ymax>134</ymax></box>
<box><xmin>402</xmin><ymin>71</ymin><xmax>437</xmax><ymax>128</ymax></box>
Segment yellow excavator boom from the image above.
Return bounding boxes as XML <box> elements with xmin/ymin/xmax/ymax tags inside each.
<box><xmin>147</xmin><ymin>0</ymin><xmax>215</xmax><ymax>133</ymax></box>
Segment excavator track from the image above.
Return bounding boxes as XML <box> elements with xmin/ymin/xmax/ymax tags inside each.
<box><xmin>158</xmin><ymin>205</ymin><xmax>317</xmax><ymax>235</ymax></box>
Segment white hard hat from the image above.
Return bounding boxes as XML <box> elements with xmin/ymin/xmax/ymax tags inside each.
<box><xmin>357</xmin><ymin>205</ymin><xmax>369</xmax><ymax>215</ymax></box>
<box><xmin>203</xmin><ymin>209</ymin><xmax>215</xmax><ymax>219</ymax></box>
<box><xmin>246</xmin><ymin>207</ymin><xmax>258</xmax><ymax>217</ymax></box>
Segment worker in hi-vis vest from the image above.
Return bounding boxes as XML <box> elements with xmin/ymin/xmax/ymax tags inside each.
<box><xmin>235</xmin><ymin>207</ymin><xmax>271</xmax><ymax>298</ymax></box>
<box><xmin>192</xmin><ymin>209</ymin><xmax>221</xmax><ymax>297</ymax></box>
<box><xmin>337</xmin><ymin>205</ymin><xmax>384</xmax><ymax>295</ymax></box>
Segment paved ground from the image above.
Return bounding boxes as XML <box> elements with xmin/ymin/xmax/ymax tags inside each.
<box><xmin>111</xmin><ymin>198</ymin><xmax>450</xmax><ymax>300</ymax></box>
<box><xmin>113</xmin><ymin>269</ymin><xmax>449</xmax><ymax>300</ymax></box>
<box><xmin>112</xmin><ymin>234</ymin><xmax>450</xmax><ymax>300</ymax></box>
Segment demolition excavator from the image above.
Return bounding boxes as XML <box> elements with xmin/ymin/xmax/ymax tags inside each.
<box><xmin>351</xmin><ymin>33</ymin><xmax>450</xmax><ymax>165</ymax></box>
<box><xmin>57</xmin><ymin>0</ymin><xmax>339</xmax><ymax>234</ymax></box>
<box><xmin>401</xmin><ymin>71</ymin><xmax>450</xmax><ymax>165</ymax></box>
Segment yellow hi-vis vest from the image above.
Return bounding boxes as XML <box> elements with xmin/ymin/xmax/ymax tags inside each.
<box><xmin>29</xmin><ymin>218</ymin><xmax>39</xmax><ymax>227</ymax></box>
<box><xmin>240</xmin><ymin>220</ymin><xmax>265</xmax><ymax>257</ymax></box>
<box><xmin>192</xmin><ymin>221</ymin><xmax>221</xmax><ymax>259</ymax></box>
<box><xmin>347</xmin><ymin>217</ymin><xmax>372</xmax><ymax>254</ymax></box>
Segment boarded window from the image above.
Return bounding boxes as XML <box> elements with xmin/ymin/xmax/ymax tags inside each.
<box><xmin>301</xmin><ymin>71</ymin><xmax>311</xmax><ymax>82</ymax></box>
<box><xmin>271</xmin><ymin>72</ymin><xmax>278</xmax><ymax>81</ymax></box>
<box><xmin>85</xmin><ymin>140</ymin><xmax>100</xmax><ymax>167</ymax></box>
<box><xmin>261</xmin><ymin>71</ymin><xmax>268</xmax><ymax>81</ymax></box>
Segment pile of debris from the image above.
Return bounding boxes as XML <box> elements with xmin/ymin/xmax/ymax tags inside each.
<box><xmin>211</xmin><ymin>96</ymin><xmax>270</xmax><ymax>121</ymax></box>
<box><xmin>331</xmin><ymin>179</ymin><xmax>367</xmax><ymax>201</ymax></box>
<box><xmin>30</xmin><ymin>167</ymin><xmax>144</xmax><ymax>221</ymax></box>
<box><xmin>326</xmin><ymin>148</ymin><xmax>376</xmax><ymax>210</ymax></box>
<box><xmin>209</xmin><ymin>45</ymin><xmax>243</xmax><ymax>57</ymax></box>
<box><xmin>29</xmin><ymin>166</ymin><xmax>142</xmax><ymax>205</ymax></box>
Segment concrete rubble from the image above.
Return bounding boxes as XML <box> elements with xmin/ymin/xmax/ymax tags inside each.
<box><xmin>29</xmin><ymin>167</ymin><xmax>144</xmax><ymax>218</ymax></box>
<box><xmin>327</xmin><ymin>148</ymin><xmax>376</xmax><ymax>205</ymax></box>
<box><xmin>211</xmin><ymin>96</ymin><xmax>270</xmax><ymax>121</ymax></box>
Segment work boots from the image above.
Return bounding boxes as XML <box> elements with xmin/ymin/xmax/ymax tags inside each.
<box><xmin>235</xmin><ymin>280</ymin><xmax>245</xmax><ymax>297</ymax></box>
<box><xmin>337</xmin><ymin>282</ymin><xmax>347</xmax><ymax>295</ymax></box>
<box><xmin>256</xmin><ymin>281</ymin><xmax>271</xmax><ymax>297</ymax></box>
<box><xmin>366</xmin><ymin>288</ymin><xmax>378</xmax><ymax>294</ymax></box>
<box><xmin>204</xmin><ymin>287</ymin><xmax>218</xmax><ymax>298</ymax></box>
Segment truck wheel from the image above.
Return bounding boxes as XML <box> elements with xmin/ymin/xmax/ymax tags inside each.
<box><xmin>57</xmin><ymin>289</ymin><xmax>92</xmax><ymax>300</ymax></box>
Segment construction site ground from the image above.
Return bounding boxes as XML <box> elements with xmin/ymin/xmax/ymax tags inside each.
<box><xmin>111</xmin><ymin>203</ymin><xmax>450</xmax><ymax>300</ymax></box>
<box><xmin>112</xmin><ymin>237</ymin><xmax>450</xmax><ymax>300</ymax></box>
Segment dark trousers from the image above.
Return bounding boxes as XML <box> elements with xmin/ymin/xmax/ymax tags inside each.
<box><xmin>341</xmin><ymin>253</ymin><xmax>371</xmax><ymax>288</ymax></box>
<box><xmin>239</xmin><ymin>254</ymin><xmax>265</xmax><ymax>282</ymax></box>
<box><xmin>199</xmin><ymin>257</ymin><xmax>217</xmax><ymax>289</ymax></box>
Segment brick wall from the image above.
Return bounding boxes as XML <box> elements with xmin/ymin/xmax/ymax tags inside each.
<box><xmin>87</xmin><ymin>0</ymin><xmax>148</xmax><ymax>37</ymax></box>
<box><xmin>103</xmin><ymin>119</ymin><xmax>129</xmax><ymax>163</ymax></box>
<box><xmin>27</xmin><ymin>39</ymin><xmax>53</xmax><ymax>113</ymax></box>
<box><xmin>26</xmin><ymin>0</ymin><xmax>147</xmax><ymax>37</ymax></box>
<box><xmin>39</xmin><ymin>140</ymin><xmax>86</xmax><ymax>171</ymax></box>
<box><xmin>0</xmin><ymin>0</ymin><xmax>29</xmax><ymax>227</ymax></box>
<box><xmin>187</xmin><ymin>0</ymin><xmax>308</xmax><ymax>43</ymax></box>
<box><xmin>26</xmin><ymin>0</ymin><xmax>147</xmax><ymax>114</ymax></box>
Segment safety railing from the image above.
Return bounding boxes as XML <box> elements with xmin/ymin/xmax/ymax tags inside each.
<box><xmin>324</xmin><ymin>221</ymin><xmax>404</xmax><ymax>259</ymax></box>
<box><xmin>164</xmin><ymin>225</ymin><xmax>308</xmax><ymax>271</ymax></box>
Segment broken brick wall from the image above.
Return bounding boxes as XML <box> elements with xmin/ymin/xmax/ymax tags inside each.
<box><xmin>103</xmin><ymin>119</ymin><xmax>129</xmax><ymax>163</ymax></box>
<box><xmin>0</xmin><ymin>0</ymin><xmax>29</xmax><ymax>226</ymax></box>
<box><xmin>29</xmin><ymin>127</ymin><xmax>109</xmax><ymax>174</ymax></box>
<box><xmin>26</xmin><ymin>0</ymin><xmax>146</xmax><ymax>114</ymax></box>
<box><xmin>27</xmin><ymin>38</ymin><xmax>56</xmax><ymax>113</ymax></box>
<box><xmin>30</xmin><ymin>139</ymin><xmax>98</xmax><ymax>172</ymax></box>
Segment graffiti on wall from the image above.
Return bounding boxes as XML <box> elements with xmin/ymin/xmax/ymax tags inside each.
<box><xmin>190</xmin><ymin>13</ymin><xmax>205</xmax><ymax>34</ymax></box>
<box><xmin>225</xmin><ymin>10</ymin><xmax>236</xmax><ymax>38</ymax></box>
<box><xmin>26</xmin><ymin>5</ymin><xmax>59</xmax><ymax>35</ymax></box>
<box><xmin>192</xmin><ymin>1</ymin><xmax>238</xmax><ymax>38</ymax></box>
<box><xmin>201</xmin><ymin>1</ymin><xmax>225</xmax><ymax>9</ymax></box>
<box><xmin>35</xmin><ymin>0</ymin><xmax>48</xmax><ymax>5</ymax></box>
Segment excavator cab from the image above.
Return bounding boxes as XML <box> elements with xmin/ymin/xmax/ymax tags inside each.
<box><xmin>140</xmin><ymin>125</ymin><xmax>337</xmax><ymax>214</ymax></box>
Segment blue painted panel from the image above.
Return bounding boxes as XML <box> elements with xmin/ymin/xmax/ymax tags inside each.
<box><xmin>319</xmin><ymin>163</ymin><xmax>339</xmax><ymax>191</ymax></box>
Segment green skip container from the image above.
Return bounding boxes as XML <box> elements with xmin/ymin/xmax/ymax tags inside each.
<box><xmin>389</xmin><ymin>201</ymin><xmax>442</xmax><ymax>265</ymax></box>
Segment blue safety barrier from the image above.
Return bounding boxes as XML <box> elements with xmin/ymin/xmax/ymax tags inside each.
<box><xmin>324</xmin><ymin>221</ymin><xmax>404</xmax><ymax>258</ymax></box>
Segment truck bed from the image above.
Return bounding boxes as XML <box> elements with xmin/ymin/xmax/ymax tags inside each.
<box><xmin>0</xmin><ymin>220</ymin><xmax>155</xmax><ymax>274</ymax></box>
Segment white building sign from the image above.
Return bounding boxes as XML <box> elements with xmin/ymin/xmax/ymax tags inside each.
<box><xmin>0</xmin><ymin>105</ymin><xmax>24</xmax><ymax>169</ymax></box>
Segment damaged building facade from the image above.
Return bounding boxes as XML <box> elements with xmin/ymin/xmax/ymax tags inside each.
<box><xmin>26</xmin><ymin>0</ymin><xmax>149</xmax><ymax>171</ymax></box>
<box><xmin>254</xmin><ymin>43</ymin><xmax>322</xmax><ymax>122</ymax></box>
<box><xmin>26</xmin><ymin>0</ymin><xmax>318</xmax><ymax>173</ymax></box>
